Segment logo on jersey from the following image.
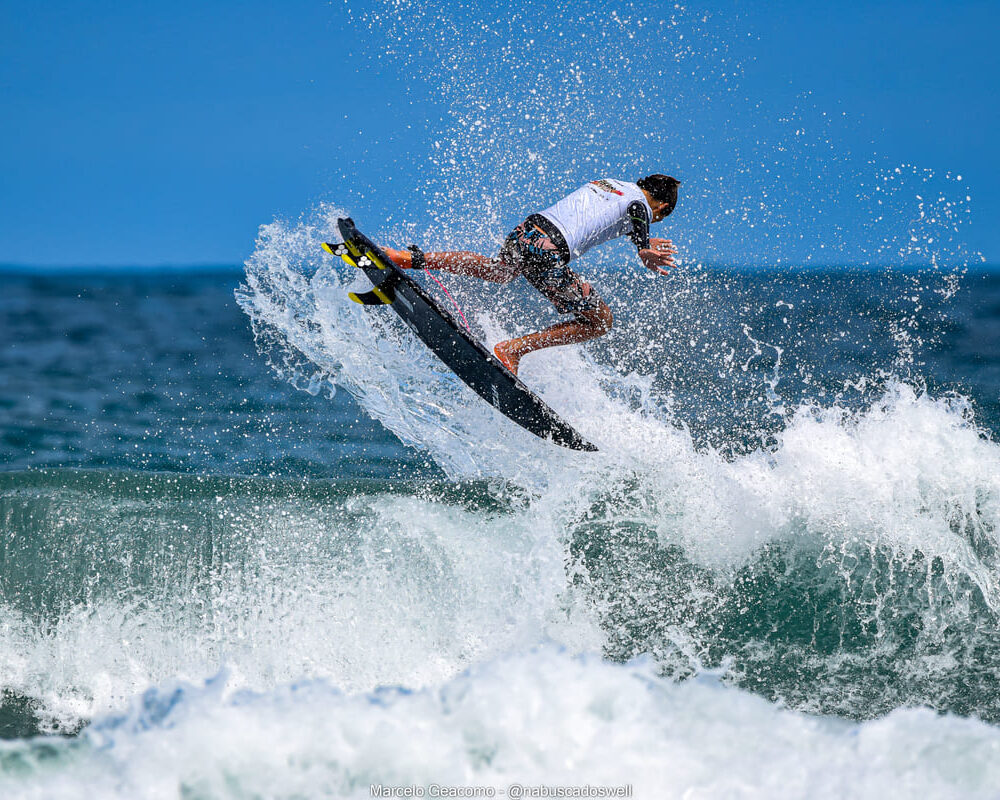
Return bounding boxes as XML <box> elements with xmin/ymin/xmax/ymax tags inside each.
<box><xmin>589</xmin><ymin>179</ymin><xmax>624</xmax><ymax>196</ymax></box>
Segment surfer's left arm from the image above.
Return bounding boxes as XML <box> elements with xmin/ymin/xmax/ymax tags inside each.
<box><xmin>627</xmin><ymin>199</ymin><xmax>677</xmax><ymax>275</ymax></box>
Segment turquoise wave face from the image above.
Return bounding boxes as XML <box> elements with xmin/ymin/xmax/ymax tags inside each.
<box><xmin>3</xmin><ymin>381</ymin><xmax>999</xmax><ymax>736</ymax></box>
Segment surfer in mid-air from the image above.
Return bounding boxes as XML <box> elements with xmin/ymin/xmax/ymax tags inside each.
<box><xmin>383</xmin><ymin>174</ymin><xmax>680</xmax><ymax>375</ymax></box>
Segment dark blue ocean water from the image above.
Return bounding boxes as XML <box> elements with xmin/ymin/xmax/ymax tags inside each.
<box><xmin>3</xmin><ymin>267</ymin><xmax>997</xmax><ymax>475</ymax></box>
<box><xmin>0</xmin><ymin>270</ymin><xmax>434</xmax><ymax>479</ymax></box>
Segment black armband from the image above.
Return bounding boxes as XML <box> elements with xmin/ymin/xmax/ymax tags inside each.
<box><xmin>626</xmin><ymin>200</ymin><xmax>651</xmax><ymax>250</ymax></box>
<box><xmin>407</xmin><ymin>244</ymin><xmax>426</xmax><ymax>269</ymax></box>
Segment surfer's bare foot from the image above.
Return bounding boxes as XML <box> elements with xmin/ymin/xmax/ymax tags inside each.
<box><xmin>381</xmin><ymin>246</ymin><xmax>412</xmax><ymax>268</ymax></box>
<box><xmin>493</xmin><ymin>341</ymin><xmax>521</xmax><ymax>375</ymax></box>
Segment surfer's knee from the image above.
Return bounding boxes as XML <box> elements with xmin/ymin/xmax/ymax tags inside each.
<box><xmin>488</xmin><ymin>252</ymin><xmax>518</xmax><ymax>284</ymax></box>
<box><xmin>581</xmin><ymin>302</ymin><xmax>613</xmax><ymax>335</ymax></box>
<box><xmin>490</xmin><ymin>257</ymin><xmax>517</xmax><ymax>284</ymax></box>
<box><xmin>596</xmin><ymin>301</ymin><xmax>613</xmax><ymax>333</ymax></box>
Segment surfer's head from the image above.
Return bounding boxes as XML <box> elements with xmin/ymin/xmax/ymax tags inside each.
<box><xmin>637</xmin><ymin>174</ymin><xmax>680</xmax><ymax>221</ymax></box>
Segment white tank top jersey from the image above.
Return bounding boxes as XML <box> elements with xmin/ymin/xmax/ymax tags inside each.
<box><xmin>538</xmin><ymin>179</ymin><xmax>652</xmax><ymax>260</ymax></box>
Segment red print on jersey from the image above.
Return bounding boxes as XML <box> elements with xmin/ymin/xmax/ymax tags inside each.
<box><xmin>589</xmin><ymin>179</ymin><xmax>624</xmax><ymax>196</ymax></box>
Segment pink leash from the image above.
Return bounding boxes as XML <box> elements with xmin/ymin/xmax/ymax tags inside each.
<box><xmin>421</xmin><ymin>265</ymin><xmax>471</xmax><ymax>332</ymax></box>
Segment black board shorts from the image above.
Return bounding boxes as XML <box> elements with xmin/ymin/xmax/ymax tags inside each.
<box><xmin>498</xmin><ymin>214</ymin><xmax>603</xmax><ymax>315</ymax></box>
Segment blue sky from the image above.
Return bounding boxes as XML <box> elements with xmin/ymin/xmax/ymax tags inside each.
<box><xmin>1</xmin><ymin>0</ymin><xmax>997</xmax><ymax>267</ymax></box>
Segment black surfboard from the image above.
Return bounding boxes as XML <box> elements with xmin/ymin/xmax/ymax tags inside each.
<box><xmin>323</xmin><ymin>218</ymin><xmax>597</xmax><ymax>452</ymax></box>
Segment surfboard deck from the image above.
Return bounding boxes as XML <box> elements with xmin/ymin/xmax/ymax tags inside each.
<box><xmin>323</xmin><ymin>218</ymin><xmax>598</xmax><ymax>452</ymax></box>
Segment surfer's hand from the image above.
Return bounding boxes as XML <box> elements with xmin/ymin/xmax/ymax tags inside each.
<box><xmin>639</xmin><ymin>239</ymin><xmax>677</xmax><ymax>275</ymax></box>
<box><xmin>649</xmin><ymin>238</ymin><xmax>676</xmax><ymax>255</ymax></box>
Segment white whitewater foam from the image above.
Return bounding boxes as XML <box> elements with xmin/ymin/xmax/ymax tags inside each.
<box><xmin>3</xmin><ymin>647</ymin><xmax>1000</xmax><ymax>800</ymax></box>
<box><xmin>609</xmin><ymin>383</ymin><xmax>1000</xmax><ymax>577</ymax></box>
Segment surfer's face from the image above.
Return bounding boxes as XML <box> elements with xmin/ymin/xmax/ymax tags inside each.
<box><xmin>651</xmin><ymin>199</ymin><xmax>674</xmax><ymax>223</ymax></box>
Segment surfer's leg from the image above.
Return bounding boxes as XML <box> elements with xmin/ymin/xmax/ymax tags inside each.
<box><xmin>494</xmin><ymin>258</ymin><xmax>610</xmax><ymax>375</ymax></box>
<box><xmin>382</xmin><ymin>247</ymin><xmax>516</xmax><ymax>283</ymax></box>
<box><xmin>383</xmin><ymin>216</ymin><xmax>561</xmax><ymax>284</ymax></box>
<box><xmin>494</xmin><ymin>301</ymin><xmax>613</xmax><ymax>375</ymax></box>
